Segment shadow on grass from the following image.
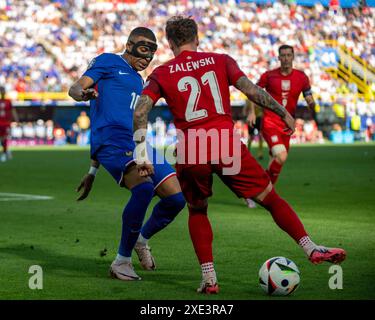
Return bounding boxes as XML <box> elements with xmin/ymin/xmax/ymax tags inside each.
<box><xmin>0</xmin><ymin>244</ymin><xmax>198</xmax><ymax>292</ymax></box>
<box><xmin>0</xmin><ymin>244</ymin><xmax>109</xmax><ymax>277</ymax></box>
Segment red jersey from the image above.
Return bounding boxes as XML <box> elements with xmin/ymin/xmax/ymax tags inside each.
<box><xmin>143</xmin><ymin>50</ymin><xmax>245</xmax><ymax>133</ymax></box>
<box><xmin>143</xmin><ymin>50</ymin><xmax>246</xmax><ymax>163</ymax></box>
<box><xmin>258</xmin><ymin>68</ymin><xmax>311</xmax><ymax>130</ymax></box>
<box><xmin>0</xmin><ymin>99</ymin><xmax>13</xmax><ymax>126</ymax></box>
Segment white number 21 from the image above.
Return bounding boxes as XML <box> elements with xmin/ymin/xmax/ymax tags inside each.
<box><xmin>178</xmin><ymin>71</ymin><xmax>224</xmax><ymax>122</ymax></box>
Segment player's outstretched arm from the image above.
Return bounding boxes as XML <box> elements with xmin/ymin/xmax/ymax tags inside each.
<box><xmin>76</xmin><ymin>160</ymin><xmax>100</xmax><ymax>201</ymax></box>
<box><xmin>235</xmin><ymin>76</ymin><xmax>295</xmax><ymax>134</ymax></box>
<box><xmin>133</xmin><ymin>95</ymin><xmax>154</xmax><ymax>133</ymax></box>
<box><xmin>133</xmin><ymin>94</ymin><xmax>155</xmax><ymax>177</ymax></box>
<box><xmin>304</xmin><ymin>94</ymin><xmax>316</xmax><ymax>119</ymax></box>
<box><xmin>69</xmin><ymin>76</ymin><xmax>98</xmax><ymax>102</ymax></box>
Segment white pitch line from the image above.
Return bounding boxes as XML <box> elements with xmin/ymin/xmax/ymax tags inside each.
<box><xmin>0</xmin><ymin>192</ymin><xmax>54</xmax><ymax>201</ymax></box>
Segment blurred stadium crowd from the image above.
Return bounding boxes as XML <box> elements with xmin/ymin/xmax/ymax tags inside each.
<box><xmin>8</xmin><ymin>113</ymin><xmax>374</xmax><ymax>148</ymax></box>
<box><xmin>0</xmin><ymin>0</ymin><xmax>374</xmax><ymax>144</ymax></box>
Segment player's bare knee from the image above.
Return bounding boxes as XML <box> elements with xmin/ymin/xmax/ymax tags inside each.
<box><xmin>155</xmin><ymin>175</ymin><xmax>182</xmax><ymax>198</ymax></box>
<box><xmin>254</xmin><ymin>182</ymin><xmax>273</xmax><ymax>202</ymax></box>
<box><xmin>271</xmin><ymin>145</ymin><xmax>288</xmax><ymax>164</ymax></box>
<box><xmin>122</xmin><ymin>164</ymin><xmax>152</xmax><ymax>189</ymax></box>
<box><xmin>275</xmin><ymin>152</ymin><xmax>288</xmax><ymax>164</ymax></box>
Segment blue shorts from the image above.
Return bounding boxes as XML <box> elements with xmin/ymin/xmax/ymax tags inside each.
<box><xmin>95</xmin><ymin>143</ymin><xmax>176</xmax><ymax>190</ymax></box>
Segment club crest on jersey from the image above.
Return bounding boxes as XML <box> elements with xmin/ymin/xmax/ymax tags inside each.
<box><xmin>271</xmin><ymin>135</ymin><xmax>279</xmax><ymax>143</ymax></box>
<box><xmin>281</xmin><ymin>80</ymin><xmax>291</xmax><ymax>91</ymax></box>
<box><xmin>87</xmin><ymin>58</ymin><xmax>96</xmax><ymax>70</ymax></box>
<box><xmin>125</xmin><ymin>151</ymin><xmax>133</xmax><ymax>157</ymax></box>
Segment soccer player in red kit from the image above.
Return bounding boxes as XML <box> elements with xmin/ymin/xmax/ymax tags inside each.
<box><xmin>133</xmin><ymin>16</ymin><xmax>346</xmax><ymax>294</ymax></box>
<box><xmin>0</xmin><ymin>86</ymin><xmax>18</xmax><ymax>162</ymax></box>
<box><xmin>259</xmin><ymin>45</ymin><xmax>316</xmax><ymax>184</ymax></box>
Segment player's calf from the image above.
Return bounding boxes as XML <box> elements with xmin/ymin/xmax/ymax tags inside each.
<box><xmin>141</xmin><ymin>192</ymin><xmax>185</xmax><ymax>239</ymax></box>
<box><xmin>267</xmin><ymin>145</ymin><xmax>288</xmax><ymax>184</ymax></box>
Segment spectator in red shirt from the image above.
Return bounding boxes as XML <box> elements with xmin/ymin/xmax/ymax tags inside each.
<box><xmin>0</xmin><ymin>86</ymin><xmax>19</xmax><ymax>161</ymax></box>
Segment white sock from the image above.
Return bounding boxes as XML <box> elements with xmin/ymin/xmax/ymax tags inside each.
<box><xmin>298</xmin><ymin>236</ymin><xmax>318</xmax><ymax>257</ymax></box>
<box><xmin>201</xmin><ymin>262</ymin><xmax>217</xmax><ymax>284</ymax></box>
<box><xmin>137</xmin><ymin>233</ymin><xmax>148</xmax><ymax>246</ymax></box>
<box><xmin>115</xmin><ymin>254</ymin><xmax>131</xmax><ymax>264</ymax></box>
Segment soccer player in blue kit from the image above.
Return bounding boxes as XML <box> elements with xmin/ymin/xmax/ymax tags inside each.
<box><xmin>69</xmin><ymin>27</ymin><xmax>185</xmax><ymax>281</ymax></box>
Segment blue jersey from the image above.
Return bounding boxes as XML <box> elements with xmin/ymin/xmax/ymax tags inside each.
<box><xmin>83</xmin><ymin>53</ymin><xmax>143</xmax><ymax>157</ymax></box>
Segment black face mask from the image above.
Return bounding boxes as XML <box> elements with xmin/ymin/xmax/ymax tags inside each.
<box><xmin>126</xmin><ymin>40</ymin><xmax>157</xmax><ymax>60</ymax></box>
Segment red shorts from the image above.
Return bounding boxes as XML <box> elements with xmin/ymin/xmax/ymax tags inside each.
<box><xmin>0</xmin><ymin>125</ymin><xmax>10</xmax><ymax>138</ymax></box>
<box><xmin>262</xmin><ymin>126</ymin><xmax>291</xmax><ymax>156</ymax></box>
<box><xmin>176</xmin><ymin>143</ymin><xmax>270</xmax><ymax>206</ymax></box>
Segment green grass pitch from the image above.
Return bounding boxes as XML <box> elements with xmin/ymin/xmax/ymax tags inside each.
<box><xmin>0</xmin><ymin>143</ymin><xmax>374</xmax><ymax>300</ymax></box>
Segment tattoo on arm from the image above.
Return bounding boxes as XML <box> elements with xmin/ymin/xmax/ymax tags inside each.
<box><xmin>133</xmin><ymin>95</ymin><xmax>154</xmax><ymax>142</ymax></box>
<box><xmin>235</xmin><ymin>76</ymin><xmax>286</xmax><ymax>118</ymax></box>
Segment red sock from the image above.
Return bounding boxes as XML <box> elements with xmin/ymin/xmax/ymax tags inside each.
<box><xmin>260</xmin><ymin>188</ymin><xmax>308</xmax><ymax>243</ymax></box>
<box><xmin>266</xmin><ymin>159</ymin><xmax>283</xmax><ymax>184</ymax></box>
<box><xmin>188</xmin><ymin>206</ymin><xmax>213</xmax><ymax>264</ymax></box>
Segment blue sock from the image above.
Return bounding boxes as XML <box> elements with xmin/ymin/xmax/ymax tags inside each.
<box><xmin>118</xmin><ymin>182</ymin><xmax>154</xmax><ymax>257</ymax></box>
<box><xmin>141</xmin><ymin>192</ymin><xmax>186</xmax><ymax>240</ymax></box>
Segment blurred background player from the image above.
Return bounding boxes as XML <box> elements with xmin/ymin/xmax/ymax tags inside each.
<box><xmin>0</xmin><ymin>86</ymin><xmax>18</xmax><ymax>162</ymax></box>
<box><xmin>134</xmin><ymin>16</ymin><xmax>346</xmax><ymax>294</ymax></box>
<box><xmin>258</xmin><ymin>45</ymin><xmax>316</xmax><ymax>185</ymax></box>
<box><xmin>76</xmin><ymin>110</ymin><xmax>90</xmax><ymax>133</ymax></box>
<box><xmin>243</xmin><ymin>100</ymin><xmax>264</xmax><ymax>160</ymax></box>
<box><xmin>243</xmin><ymin>99</ymin><xmax>265</xmax><ymax>208</ymax></box>
<box><xmin>69</xmin><ymin>27</ymin><xmax>185</xmax><ymax>281</ymax></box>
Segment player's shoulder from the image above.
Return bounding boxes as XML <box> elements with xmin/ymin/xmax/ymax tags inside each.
<box><xmin>293</xmin><ymin>68</ymin><xmax>309</xmax><ymax>78</ymax></box>
<box><xmin>266</xmin><ymin>68</ymin><xmax>281</xmax><ymax>76</ymax></box>
<box><xmin>195</xmin><ymin>51</ymin><xmax>230</xmax><ymax>61</ymax></box>
<box><xmin>88</xmin><ymin>53</ymin><xmax>120</xmax><ymax>67</ymax></box>
<box><xmin>150</xmin><ymin>63</ymin><xmax>168</xmax><ymax>77</ymax></box>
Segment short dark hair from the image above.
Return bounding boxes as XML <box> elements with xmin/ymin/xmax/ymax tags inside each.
<box><xmin>128</xmin><ymin>27</ymin><xmax>156</xmax><ymax>43</ymax></box>
<box><xmin>166</xmin><ymin>16</ymin><xmax>198</xmax><ymax>47</ymax></box>
<box><xmin>278</xmin><ymin>45</ymin><xmax>294</xmax><ymax>55</ymax></box>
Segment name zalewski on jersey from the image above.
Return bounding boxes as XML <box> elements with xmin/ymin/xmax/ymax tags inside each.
<box><xmin>169</xmin><ymin>57</ymin><xmax>216</xmax><ymax>74</ymax></box>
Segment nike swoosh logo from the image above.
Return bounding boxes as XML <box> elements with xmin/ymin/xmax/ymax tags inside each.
<box><xmin>119</xmin><ymin>71</ymin><xmax>130</xmax><ymax>75</ymax></box>
<box><xmin>113</xmin><ymin>270</ymin><xmax>140</xmax><ymax>280</ymax></box>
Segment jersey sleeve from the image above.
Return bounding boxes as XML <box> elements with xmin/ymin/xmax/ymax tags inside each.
<box><xmin>83</xmin><ymin>54</ymin><xmax>109</xmax><ymax>83</ymax></box>
<box><xmin>301</xmin><ymin>72</ymin><xmax>312</xmax><ymax>97</ymax></box>
<box><xmin>257</xmin><ymin>72</ymin><xmax>268</xmax><ymax>88</ymax></box>
<box><xmin>225</xmin><ymin>55</ymin><xmax>246</xmax><ymax>86</ymax></box>
<box><xmin>141</xmin><ymin>70</ymin><xmax>162</xmax><ymax>103</ymax></box>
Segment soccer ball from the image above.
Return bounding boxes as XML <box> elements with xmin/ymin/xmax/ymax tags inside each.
<box><xmin>259</xmin><ymin>256</ymin><xmax>300</xmax><ymax>296</ymax></box>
